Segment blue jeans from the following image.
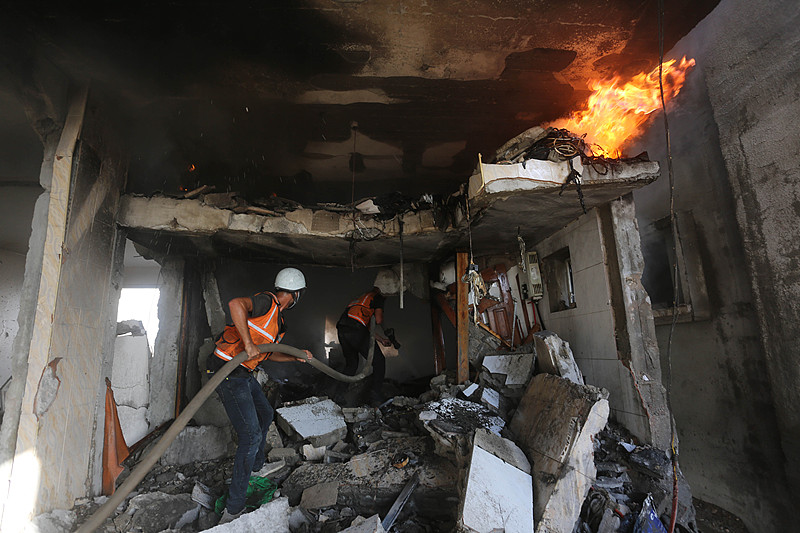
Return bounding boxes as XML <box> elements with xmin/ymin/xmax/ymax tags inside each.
<box><xmin>216</xmin><ymin>374</ymin><xmax>274</xmax><ymax>514</ymax></box>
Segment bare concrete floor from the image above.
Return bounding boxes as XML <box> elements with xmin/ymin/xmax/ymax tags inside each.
<box><xmin>694</xmin><ymin>499</ymin><xmax>751</xmax><ymax>533</ymax></box>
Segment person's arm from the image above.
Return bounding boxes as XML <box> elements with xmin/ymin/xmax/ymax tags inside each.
<box><xmin>229</xmin><ymin>296</ymin><xmax>261</xmax><ymax>361</ymax></box>
<box><xmin>373</xmin><ymin>308</ymin><xmax>392</xmax><ymax>346</ymax></box>
<box><xmin>267</xmin><ymin>349</ymin><xmax>313</xmax><ymax>363</ymax></box>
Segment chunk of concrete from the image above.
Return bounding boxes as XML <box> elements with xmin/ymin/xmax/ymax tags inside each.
<box><xmin>300</xmin><ymin>481</ymin><xmax>339</xmax><ymax>509</ymax></box>
<box><xmin>114</xmin><ymin>492</ymin><xmax>200</xmax><ymax>533</ymax></box>
<box><xmin>28</xmin><ymin>509</ymin><xmax>76</xmax><ymax>533</ymax></box>
<box><xmin>117</xmin><ymin>405</ymin><xmax>149</xmax><ymax>445</ymax></box>
<box><xmin>205</xmin><ymin>496</ymin><xmax>291</xmax><ymax>533</ymax></box>
<box><xmin>481</xmin><ymin>352</ymin><xmax>535</xmax><ymax>387</ymax></box>
<box><xmin>340</xmin><ymin>514</ymin><xmax>386</xmax><ymax>533</ymax></box>
<box><xmin>460</xmin><ymin>436</ymin><xmax>534</xmax><ymax>533</ymax></box>
<box><xmin>419</xmin><ymin>397</ymin><xmax>506</xmax><ymax>458</ymax></box>
<box><xmin>276</xmin><ymin>398</ymin><xmax>347</xmax><ymax>447</ymax></box>
<box><xmin>160</xmin><ymin>425</ymin><xmax>233</xmax><ymax>466</ymax></box>
<box><xmin>509</xmin><ymin>374</ymin><xmax>609</xmax><ymax>533</ymax></box>
<box><xmin>302</xmin><ymin>443</ymin><xmax>326</xmax><ymax>462</ymax></box>
<box><xmin>534</xmin><ymin>331</ymin><xmax>584</xmax><ymax>384</ymax></box>
<box><xmin>342</xmin><ymin>407</ymin><xmax>375</xmax><ymax>423</ymax></box>
<box><xmin>268</xmin><ymin>447</ymin><xmax>300</xmax><ymax>465</ymax></box>
<box><xmin>266</xmin><ymin>421</ymin><xmax>283</xmax><ymax>449</ymax></box>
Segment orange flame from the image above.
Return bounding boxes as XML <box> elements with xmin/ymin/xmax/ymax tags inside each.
<box><xmin>550</xmin><ymin>56</ymin><xmax>696</xmax><ymax>157</ymax></box>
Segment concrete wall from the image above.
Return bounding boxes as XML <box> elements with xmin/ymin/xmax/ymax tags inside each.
<box><xmin>0</xmin><ymin>251</ymin><xmax>25</xmax><ymax>397</ymax></box>
<box><xmin>630</xmin><ymin>0</ymin><xmax>796</xmax><ymax>528</ymax></box>
<box><xmin>1</xmin><ymin>89</ymin><xmax>128</xmax><ymax>526</ymax></box>
<box><xmin>212</xmin><ymin>260</ymin><xmax>436</xmax><ymax>386</ymax></box>
<box><xmin>534</xmin><ymin>207</ymin><xmax>658</xmax><ymax>443</ymax></box>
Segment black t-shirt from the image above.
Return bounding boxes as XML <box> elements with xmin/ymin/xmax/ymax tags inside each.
<box><xmin>337</xmin><ymin>292</ymin><xmax>385</xmax><ymax>329</ymax></box>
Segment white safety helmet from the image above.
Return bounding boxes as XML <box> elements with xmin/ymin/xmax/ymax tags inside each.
<box><xmin>275</xmin><ymin>267</ymin><xmax>306</xmax><ymax>291</ymax></box>
<box><xmin>275</xmin><ymin>267</ymin><xmax>306</xmax><ymax>308</ymax></box>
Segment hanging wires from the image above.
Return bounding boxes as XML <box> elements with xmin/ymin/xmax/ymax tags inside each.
<box><xmin>460</xmin><ymin>188</ymin><xmax>487</xmax><ymax>322</ymax></box>
<box><xmin>658</xmin><ymin>1</ymin><xmax>682</xmax><ymax>531</ymax></box>
<box><xmin>349</xmin><ymin>122</ymin><xmax>358</xmax><ymax>272</ymax></box>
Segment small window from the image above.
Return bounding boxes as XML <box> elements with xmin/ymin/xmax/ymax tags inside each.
<box><xmin>542</xmin><ymin>247</ymin><xmax>577</xmax><ymax>313</ymax></box>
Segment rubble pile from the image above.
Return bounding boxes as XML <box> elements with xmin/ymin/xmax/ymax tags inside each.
<box><xmin>37</xmin><ymin>330</ymin><xmax>694</xmax><ymax>533</ymax></box>
<box><xmin>574</xmin><ymin>422</ymin><xmax>699</xmax><ymax>533</ymax></box>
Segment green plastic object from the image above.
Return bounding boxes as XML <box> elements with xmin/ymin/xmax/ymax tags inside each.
<box><xmin>215</xmin><ymin>476</ymin><xmax>278</xmax><ymax>515</ymax></box>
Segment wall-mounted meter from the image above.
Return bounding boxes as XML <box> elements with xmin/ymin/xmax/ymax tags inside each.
<box><xmin>525</xmin><ymin>251</ymin><xmax>544</xmax><ymax>300</ymax></box>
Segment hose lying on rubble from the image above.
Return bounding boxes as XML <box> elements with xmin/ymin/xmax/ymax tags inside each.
<box><xmin>76</xmin><ymin>321</ymin><xmax>376</xmax><ymax>532</ymax></box>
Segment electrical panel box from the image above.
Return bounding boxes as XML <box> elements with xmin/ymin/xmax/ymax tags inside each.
<box><xmin>525</xmin><ymin>251</ymin><xmax>544</xmax><ymax>300</ymax></box>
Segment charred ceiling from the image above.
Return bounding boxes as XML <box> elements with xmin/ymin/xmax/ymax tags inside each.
<box><xmin>2</xmin><ymin>0</ymin><xmax>719</xmax><ymax>209</ymax></box>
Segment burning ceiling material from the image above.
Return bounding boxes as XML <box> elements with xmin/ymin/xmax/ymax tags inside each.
<box><xmin>549</xmin><ymin>56</ymin><xmax>696</xmax><ymax>158</ymax></box>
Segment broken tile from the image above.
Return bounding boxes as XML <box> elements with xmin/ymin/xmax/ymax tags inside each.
<box><xmin>459</xmin><ymin>438</ymin><xmax>534</xmax><ymax>533</ymax></box>
<box><xmin>300</xmin><ymin>481</ymin><xmax>339</xmax><ymax>509</ymax></box>
<box><xmin>481</xmin><ymin>352</ymin><xmax>535</xmax><ymax>387</ymax></box>
<box><xmin>276</xmin><ymin>398</ymin><xmax>347</xmax><ymax>447</ymax></box>
<box><xmin>509</xmin><ymin>374</ymin><xmax>609</xmax><ymax>532</ymax></box>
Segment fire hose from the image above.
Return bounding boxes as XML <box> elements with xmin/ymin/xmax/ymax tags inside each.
<box><xmin>76</xmin><ymin>322</ymin><xmax>377</xmax><ymax>532</ymax></box>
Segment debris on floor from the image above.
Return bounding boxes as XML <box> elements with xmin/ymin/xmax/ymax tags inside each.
<box><xmin>49</xmin><ymin>329</ymin><xmax>695</xmax><ymax>533</ymax></box>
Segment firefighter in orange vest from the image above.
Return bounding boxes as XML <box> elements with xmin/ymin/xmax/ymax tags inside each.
<box><xmin>208</xmin><ymin>267</ymin><xmax>312</xmax><ymax>524</ymax></box>
<box><xmin>336</xmin><ymin>286</ymin><xmax>393</xmax><ymax>405</ymax></box>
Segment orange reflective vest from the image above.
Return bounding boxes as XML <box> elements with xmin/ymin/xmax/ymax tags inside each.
<box><xmin>214</xmin><ymin>292</ymin><xmax>285</xmax><ymax>371</ymax></box>
<box><xmin>346</xmin><ymin>291</ymin><xmax>378</xmax><ymax>327</ymax></box>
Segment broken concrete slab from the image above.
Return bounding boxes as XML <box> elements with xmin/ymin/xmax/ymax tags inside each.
<box><xmin>419</xmin><ymin>397</ymin><xmax>506</xmax><ymax>458</ymax></box>
<box><xmin>509</xmin><ymin>374</ymin><xmax>609</xmax><ymax>533</ymax></box>
<box><xmin>459</xmin><ymin>434</ymin><xmax>534</xmax><ymax>533</ymax></box>
<box><xmin>473</xmin><ymin>428</ymin><xmax>531</xmax><ymax>474</ymax></box>
<box><xmin>160</xmin><ymin>425</ymin><xmax>233</xmax><ymax>466</ymax></box>
<box><xmin>300</xmin><ymin>481</ymin><xmax>339</xmax><ymax>509</ymax></box>
<box><xmin>339</xmin><ymin>514</ymin><xmax>386</xmax><ymax>533</ymax></box>
<box><xmin>205</xmin><ymin>496</ymin><xmax>292</xmax><ymax>533</ymax></box>
<box><xmin>282</xmin><ymin>436</ymin><xmax>459</xmax><ymax>519</ymax></box>
<box><xmin>276</xmin><ymin>398</ymin><xmax>347</xmax><ymax>447</ymax></box>
<box><xmin>534</xmin><ymin>331</ymin><xmax>584</xmax><ymax>385</ymax></box>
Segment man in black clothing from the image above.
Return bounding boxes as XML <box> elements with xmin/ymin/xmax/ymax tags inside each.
<box><xmin>336</xmin><ymin>286</ymin><xmax>392</xmax><ymax>405</ymax></box>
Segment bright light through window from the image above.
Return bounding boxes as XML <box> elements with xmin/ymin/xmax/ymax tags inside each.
<box><xmin>117</xmin><ymin>288</ymin><xmax>160</xmax><ymax>352</ymax></box>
